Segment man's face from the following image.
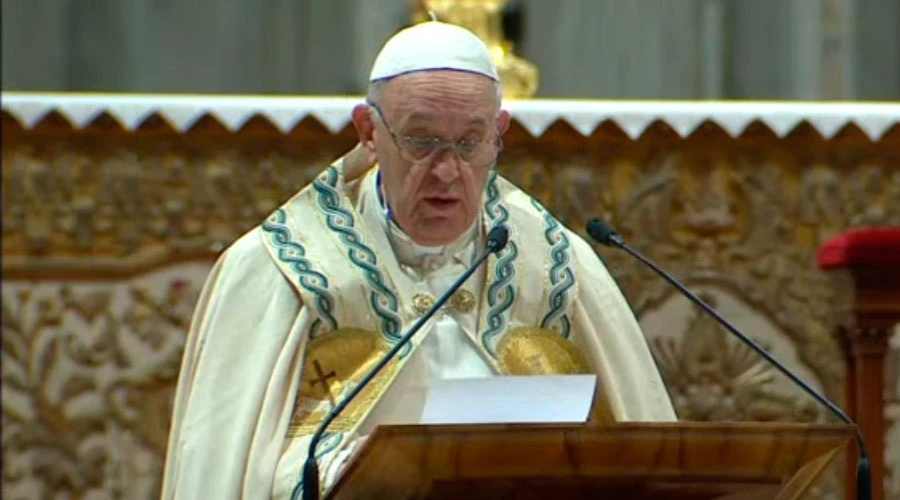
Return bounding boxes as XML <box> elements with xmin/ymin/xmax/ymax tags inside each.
<box><xmin>356</xmin><ymin>70</ymin><xmax>510</xmax><ymax>247</ymax></box>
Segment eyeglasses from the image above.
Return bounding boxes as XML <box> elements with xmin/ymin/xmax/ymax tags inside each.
<box><xmin>369</xmin><ymin>103</ymin><xmax>502</xmax><ymax>167</ymax></box>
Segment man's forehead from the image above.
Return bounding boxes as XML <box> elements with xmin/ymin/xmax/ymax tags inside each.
<box><xmin>402</xmin><ymin>111</ymin><xmax>490</xmax><ymax>127</ymax></box>
<box><xmin>381</xmin><ymin>72</ymin><xmax>497</xmax><ymax>106</ymax></box>
<box><xmin>373</xmin><ymin>70</ymin><xmax>500</xmax><ymax>129</ymax></box>
<box><xmin>385</xmin><ymin>93</ymin><xmax>496</xmax><ymax>124</ymax></box>
<box><xmin>385</xmin><ymin>69</ymin><xmax>496</xmax><ymax>92</ymax></box>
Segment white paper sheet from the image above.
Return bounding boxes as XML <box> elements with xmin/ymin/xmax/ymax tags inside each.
<box><xmin>420</xmin><ymin>375</ymin><xmax>597</xmax><ymax>425</ymax></box>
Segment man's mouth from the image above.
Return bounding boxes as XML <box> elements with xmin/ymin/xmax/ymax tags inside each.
<box><xmin>423</xmin><ymin>197</ymin><xmax>461</xmax><ymax>210</ymax></box>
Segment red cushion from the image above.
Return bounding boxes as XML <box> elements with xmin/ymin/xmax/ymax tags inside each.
<box><xmin>816</xmin><ymin>227</ymin><xmax>900</xmax><ymax>269</ymax></box>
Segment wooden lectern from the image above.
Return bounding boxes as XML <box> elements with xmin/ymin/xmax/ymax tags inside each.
<box><xmin>327</xmin><ymin>422</ymin><xmax>853</xmax><ymax>500</ymax></box>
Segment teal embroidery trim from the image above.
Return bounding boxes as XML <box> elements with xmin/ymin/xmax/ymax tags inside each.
<box><xmin>312</xmin><ymin>167</ymin><xmax>403</xmax><ymax>343</ymax></box>
<box><xmin>482</xmin><ymin>171</ymin><xmax>519</xmax><ymax>355</ymax></box>
<box><xmin>262</xmin><ymin>209</ymin><xmax>336</xmax><ymax>337</ymax></box>
<box><xmin>290</xmin><ymin>432</ymin><xmax>343</xmax><ymax>500</ymax></box>
<box><xmin>530</xmin><ymin>198</ymin><xmax>575</xmax><ymax>338</ymax></box>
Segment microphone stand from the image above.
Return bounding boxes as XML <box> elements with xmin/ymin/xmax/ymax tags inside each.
<box><xmin>301</xmin><ymin>227</ymin><xmax>509</xmax><ymax>500</ymax></box>
<box><xmin>586</xmin><ymin>219</ymin><xmax>872</xmax><ymax>500</ymax></box>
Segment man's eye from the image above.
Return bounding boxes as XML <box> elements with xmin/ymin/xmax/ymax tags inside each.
<box><xmin>457</xmin><ymin>140</ymin><xmax>477</xmax><ymax>153</ymax></box>
<box><xmin>406</xmin><ymin>138</ymin><xmax>439</xmax><ymax>155</ymax></box>
<box><xmin>403</xmin><ymin>138</ymin><xmax>438</xmax><ymax>158</ymax></box>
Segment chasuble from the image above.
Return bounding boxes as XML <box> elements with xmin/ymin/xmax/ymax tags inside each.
<box><xmin>160</xmin><ymin>154</ymin><xmax>676</xmax><ymax>499</ymax></box>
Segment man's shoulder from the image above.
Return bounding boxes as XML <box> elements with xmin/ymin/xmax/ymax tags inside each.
<box><xmin>495</xmin><ymin>174</ymin><xmax>590</xmax><ymax>239</ymax></box>
<box><xmin>493</xmin><ymin>174</ymin><xmax>548</xmax><ymax>221</ymax></box>
<box><xmin>217</xmin><ymin>226</ymin><xmax>272</xmax><ymax>269</ymax></box>
<box><xmin>494</xmin><ymin>173</ymin><xmax>601</xmax><ymax>264</ymax></box>
<box><xmin>566</xmin><ymin>226</ymin><xmax>604</xmax><ymax>267</ymax></box>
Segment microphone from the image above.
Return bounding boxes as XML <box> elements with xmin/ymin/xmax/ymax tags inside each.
<box><xmin>585</xmin><ymin>218</ymin><xmax>872</xmax><ymax>500</ymax></box>
<box><xmin>301</xmin><ymin>225</ymin><xmax>510</xmax><ymax>500</ymax></box>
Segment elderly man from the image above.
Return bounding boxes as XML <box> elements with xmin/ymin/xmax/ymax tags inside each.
<box><xmin>161</xmin><ymin>21</ymin><xmax>676</xmax><ymax>499</ymax></box>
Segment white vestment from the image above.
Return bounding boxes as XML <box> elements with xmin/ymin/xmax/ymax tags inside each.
<box><xmin>160</xmin><ymin>156</ymin><xmax>677</xmax><ymax>500</ymax></box>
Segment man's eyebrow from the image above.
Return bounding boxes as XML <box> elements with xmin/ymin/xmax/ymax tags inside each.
<box><xmin>402</xmin><ymin>113</ymin><xmax>489</xmax><ymax>125</ymax></box>
<box><xmin>403</xmin><ymin>113</ymin><xmax>431</xmax><ymax>125</ymax></box>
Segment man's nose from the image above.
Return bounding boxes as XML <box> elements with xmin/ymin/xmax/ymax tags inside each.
<box><xmin>430</xmin><ymin>150</ymin><xmax>461</xmax><ymax>183</ymax></box>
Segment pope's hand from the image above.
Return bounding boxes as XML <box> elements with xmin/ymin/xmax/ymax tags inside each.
<box><xmin>323</xmin><ymin>433</ymin><xmax>371</xmax><ymax>490</ymax></box>
<box><xmin>343</xmin><ymin>143</ymin><xmax>376</xmax><ymax>181</ymax></box>
<box><xmin>353</xmin><ymin>434</ymin><xmax>370</xmax><ymax>451</ymax></box>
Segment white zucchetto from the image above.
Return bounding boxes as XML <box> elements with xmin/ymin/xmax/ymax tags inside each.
<box><xmin>369</xmin><ymin>21</ymin><xmax>499</xmax><ymax>83</ymax></box>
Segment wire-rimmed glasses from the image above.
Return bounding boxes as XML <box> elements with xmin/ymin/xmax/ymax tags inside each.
<box><xmin>369</xmin><ymin>103</ymin><xmax>502</xmax><ymax>167</ymax></box>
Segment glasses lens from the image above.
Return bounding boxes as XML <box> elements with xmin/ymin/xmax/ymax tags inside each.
<box><xmin>400</xmin><ymin>141</ymin><xmax>498</xmax><ymax>166</ymax></box>
<box><xmin>466</xmin><ymin>143</ymin><xmax>498</xmax><ymax>165</ymax></box>
<box><xmin>402</xmin><ymin>141</ymin><xmax>437</xmax><ymax>161</ymax></box>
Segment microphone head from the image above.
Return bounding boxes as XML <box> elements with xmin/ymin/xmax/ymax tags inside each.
<box><xmin>586</xmin><ymin>218</ymin><xmax>621</xmax><ymax>246</ymax></box>
<box><xmin>487</xmin><ymin>225</ymin><xmax>510</xmax><ymax>253</ymax></box>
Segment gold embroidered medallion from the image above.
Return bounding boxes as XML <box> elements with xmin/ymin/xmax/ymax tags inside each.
<box><xmin>288</xmin><ymin>328</ymin><xmax>400</xmax><ymax>436</ymax></box>
<box><xmin>496</xmin><ymin>327</ymin><xmax>615</xmax><ymax>422</ymax></box>
<box><xmin>497</xmin><ymin>327</ymin><xmax>591</xmax><ymax>375</ymax></box>
<box><xmin>412</xmin><ymin>290</ymin><xmax>477</xmax><ymax>316</ymax></box>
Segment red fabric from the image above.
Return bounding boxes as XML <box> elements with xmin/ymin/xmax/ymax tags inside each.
<box><xmin>816</xmin><ymin>227</ymin><xmax>900</xmax><ymax>269</ymax></box>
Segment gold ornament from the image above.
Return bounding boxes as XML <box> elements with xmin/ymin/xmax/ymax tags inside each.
<box><xmin>496</xmin><ymin>327</ymin><xmax>591</xmax><ymax>375</ymax></box>
<box><xmin>412</xmin><ymin>290</ymin><xmax>477</xmax><ymax>315</ymax></box>
<box><xmin>290</xmin><ymin>328</ymin><xmax>399</xmax><ymax>436</ymax></box>
<box><xmin>449</xmin><ymin>289</ymin><xmax>476</xmax><ymax>313</ymax></box>
<box><xmin>417</xmin><ymin>0</ymin><xmax>539</xmax><ymax>99</ymax></box>
<box><xmin>412</xmin><ymin>293</ymin><xmax>437</xmax><ymax>315</ymax></box>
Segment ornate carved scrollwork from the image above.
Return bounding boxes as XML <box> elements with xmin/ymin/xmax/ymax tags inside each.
<box><xmin>2</xmin><ymin>277</ymin><xmax>202</xmax><ymax>498</ymax></box>
<box><xmin>2</xmin><ymin>121</ymin><xmax>899</xmax><ymax>498</ymax></box>
<box><xmin>2</xmin><ymin>138</ymin><xmax>346</xmax><ymax>278</ymax></box>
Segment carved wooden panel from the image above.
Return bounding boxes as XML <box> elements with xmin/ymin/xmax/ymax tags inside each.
<box><xmin>331</xmin><ymin>422</ymin><xmax>853</xmax><ymax>499</ymax></box>
<box><xmin>1</xmin><ymin>116</ymin><xmax>354</xmax><ymax>278</ymax></box>
<box><xmin>2</xmin><ymin>272</ymin><xmax>205</xmax><ymax>499</ymax></box>
<box><xmin>887</xmin><ymin>326</ymin><xmax>900</xmax><ymax>498</ymax></box>
<box><xmin>3</xmin><ymin>114</ymin><xmax>899</xmax><ymax>499</ymax></box>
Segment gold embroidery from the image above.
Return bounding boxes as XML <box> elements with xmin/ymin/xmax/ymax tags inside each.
<box><xmin>497</xmin><ymin>327</ymin><xmax>591</xmax><ymax>375</ymax></box>
<box><xmin>497</xmin><ymin>327</ymin><xmax>615</xmax><ymax>422</ymax></box>
<box><xmin>412</xmin><ymin>290</ymin><xmax>476</xmax><ymax>316</ymax></box>
<box><xmin>412</xmin><ymin>293</ymin><xmax>436</xmax><ymax>315</ymax></box>
<box><xmin>308</xmin><ymin>360</ymin><xmax>338</xmax><ymax>407</ymax></box>
<box><xmin>288</xmin><ymin>328</ymin><xmax>401</xmax><ymax>436</ymax></box>
<box><xmin>449</xmin><ymin>289</ymin><xmax>476</xmax><ymax>313</ymax></box>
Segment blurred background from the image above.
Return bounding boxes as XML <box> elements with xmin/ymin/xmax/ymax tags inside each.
<box><xmin>3</xmin><ymin>0</ymin><xmax>899</xmax><ymax>100</ymax></box>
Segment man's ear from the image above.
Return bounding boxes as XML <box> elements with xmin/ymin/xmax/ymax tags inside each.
<box><xmin>351</xmin><ymin>103</ymin><xmax>377</xmax><ymax>154</ymax></box>
<box><xmin>497</xmin><ymin>109</ymin><xmax>512</xmax><ymax>135</ymax></box>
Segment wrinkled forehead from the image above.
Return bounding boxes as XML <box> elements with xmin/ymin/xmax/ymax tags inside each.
<box><xmin>377</xmin><ymin>70</ymin><xmax>501</xmax><ymax>122</ymax></box>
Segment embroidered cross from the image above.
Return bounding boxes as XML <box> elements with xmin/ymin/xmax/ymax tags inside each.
<box><xmin>308</xmin><ymin>359</ymin><xmax>338</xmax><ymax>407</ymax></box>
<box><xmin>527</xmin><ymin>354</ymin><xmax>545</xmax><ymax>373</ymax></box>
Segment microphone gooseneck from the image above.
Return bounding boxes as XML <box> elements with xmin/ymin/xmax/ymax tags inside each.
<box><xmin>301</xmin><ymin>225</ymin><xmax>510</xmax><ymax>500</ymax></box>
<box><xmin>585</xmin><ymin>218</ymin><xmax>872</xmax><ymax>500</ymax></box>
